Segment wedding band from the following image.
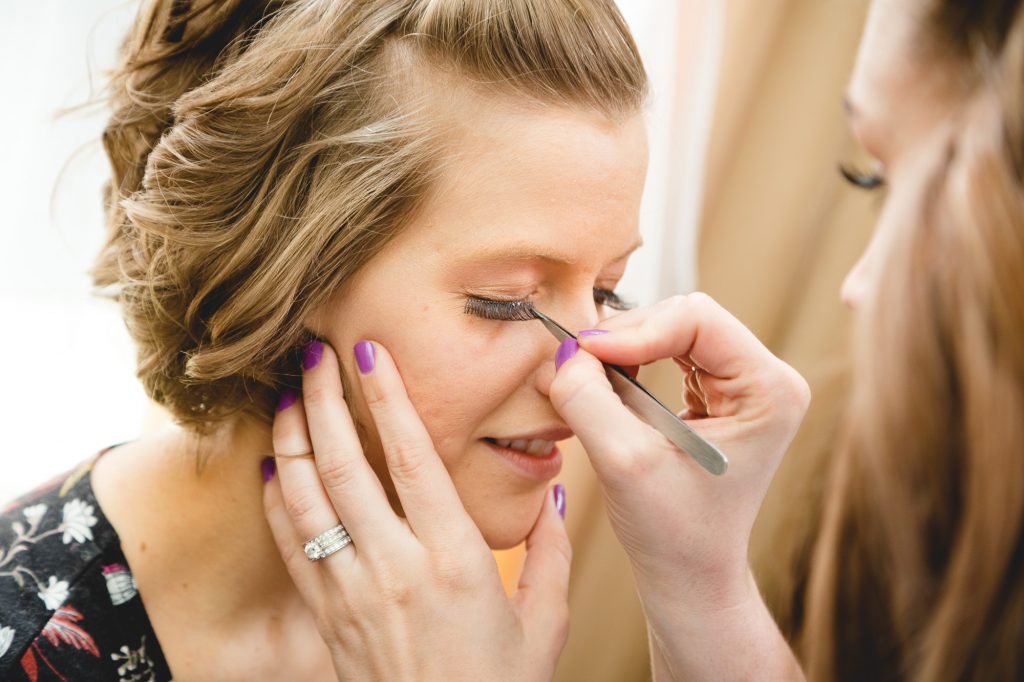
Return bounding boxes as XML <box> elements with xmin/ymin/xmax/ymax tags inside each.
<box><xmin>275</xmin><ymin>449</ymin><xmax>315</xmax><ymax>459</ymax></box>
<box><xmin>304</xmin><ymin>524</ymin><xmax>353</xmax><ymax>561</ymax></box>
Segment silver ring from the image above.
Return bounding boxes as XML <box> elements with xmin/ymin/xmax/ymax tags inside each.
<box><xmin>303</xmin><ymin>524</ymin><xmax>353</xmax><ymax>562</ymax></box>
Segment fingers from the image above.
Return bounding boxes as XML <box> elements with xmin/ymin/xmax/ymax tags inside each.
<box><xmin>261</xmin><ymin>463</ymin><xmax>329</xmax><ymax>597</ymax></box>
<box><xmin>548</xmin><ymin>346</ymin><xmax>663</xmax><ymax>481</ymax></box>
<box><xmin>353</xmin><ymin>340</ymin><xmax>478</xmax><ymax>548</ymax></box>
<box><xmin>578</xmin><ymin>293</ymin><xmax>775</xmax><ymax>380</ymax></box>
<box><xmin>515</xmin><ymin>486</ymin><xmax>572</xmax><ymax>645</ymax></box>
<box><xmin>272</xmin><ymin>388</ymin><xmax>352</xmax><ymax>544</ymax></box>
<box><xmin>276</xmin><ymin>340</ymin><xmax>398</xmax><ymax>548</ymax></box>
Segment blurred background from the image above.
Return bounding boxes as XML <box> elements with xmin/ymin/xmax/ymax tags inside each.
<box><xmin>0</xmin><ymin>0</ymin><xmax>877</xmax><ymax>679</ymax></box>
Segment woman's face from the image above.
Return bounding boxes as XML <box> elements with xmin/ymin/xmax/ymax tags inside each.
<box><xmin>315</xmin><ymin>98</ymin><xmax>648</xmax><ymax>548</ymax></box>
<box><xmin>841</xmin><ymin>0</ymin><xmax>965</xmax><ymax>307</ymax></box>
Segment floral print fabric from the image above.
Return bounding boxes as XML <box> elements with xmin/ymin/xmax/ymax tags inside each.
<box><xmin>0</xmin><ymin>453</ymin><xmax>172</xmax><ymax>681</ymax></box>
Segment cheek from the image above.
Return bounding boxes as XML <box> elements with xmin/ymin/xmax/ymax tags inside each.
<box><xmin>381</xmin><ymin>320</ymin><xmax>538</xmax><ymax>455</ymax></box>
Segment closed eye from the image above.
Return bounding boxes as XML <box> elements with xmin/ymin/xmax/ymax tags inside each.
<box><xmin>839</xmin><ymin>163</ymin><xmax>886</xmax><ymax>190</ymax></box>
<box><xmin>593</xmin><ymin>287</ymin><xmax>632</xmax><ymax>311</ymax></box>
<box><xmin>464</xmin><ymin>288</ymin><xmax>632</xmax><ymax>321</ymax></box>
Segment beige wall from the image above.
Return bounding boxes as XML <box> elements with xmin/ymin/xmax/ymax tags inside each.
<box><xmin>701</xmin><ymin>0</ymin><xmax>876</xmax><ymax>637</ymax></box>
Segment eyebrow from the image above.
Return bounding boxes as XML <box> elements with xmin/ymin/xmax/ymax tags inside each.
<box><xmin>458</xmin><ymin>238</ymin><xmax>644</xmax><ymax>267</ymax></box>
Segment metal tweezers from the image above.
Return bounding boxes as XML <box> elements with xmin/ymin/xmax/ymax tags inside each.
<box><xmin>533</xmin><ymin>308</ymin><xmax>728</xmax><ymax>476</ymax></box>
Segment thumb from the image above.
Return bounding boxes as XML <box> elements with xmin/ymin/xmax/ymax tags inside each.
<box><xmin>514</xmin><ymin>485</ymin><xmax>572</xmax><ymax>647</ymax></box>
<box><xmin>549</xmin><ymin>344</ymin><xmax>658</xmax><ymax>483</ymax></box>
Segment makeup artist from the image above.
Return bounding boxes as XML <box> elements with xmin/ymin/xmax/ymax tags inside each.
<box><xmin>267</xmin><ymin>0</ymin><xmax>1024</xmax><ymax>680</ymax></box>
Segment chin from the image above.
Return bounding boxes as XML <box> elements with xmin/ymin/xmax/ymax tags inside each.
<box><xmin>475</xmin><ymin>499</ymin><xmax>546</xmax><ymax>550</ymax></box>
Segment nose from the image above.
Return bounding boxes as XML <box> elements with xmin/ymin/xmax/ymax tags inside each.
<box><xmin>531</xmin><ymin>301</ymin><xmax>600</xmax><ymax>397</ymax></box>
<box><xmin>840</xmin><ymin>256</ymin><xmax>868</xmax><ymax>310</ymax></box>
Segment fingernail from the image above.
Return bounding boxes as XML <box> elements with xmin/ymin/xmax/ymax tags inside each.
<box><xmin>302</xmin><ymin>339</ymin><xmax>324</xmax><ymax>371</ymax></box>
<box><xmin>260</xmin><ymin>456</ymin><xmax>276</xmax><ymax>483</ymax></box>
<box><xmin>276</xmin><ymin>388</ymin><xmax>297</xmax><ymax>412</ymax></box>
<box><xmin>555</xmin><ymin>338</ymin><xmax>578</xmax><ymax>370</ymax></box>
<box><xmin>578</xmin><ymin>329</ymin><xmax>609</xmax><ymax>338</ymax></box>
<box><xmin>354</xmin><ymin>340</ymin><xmax>376</xmax><ymax>374</ymax></box>
<box><xmin>553</xmin><ymin>484</ymin><xmax>566</xmax><ymax>519</ymax></box>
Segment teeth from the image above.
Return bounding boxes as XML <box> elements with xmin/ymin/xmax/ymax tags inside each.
<box><xmin>491</xmin><ymin>438</ymin><xmax>556</xmax><ymax>456</ymax></box>
<box><xmin>526</xmin><ymin>439</ymin><xmax>551</xmax><ymax>455</ymax></box>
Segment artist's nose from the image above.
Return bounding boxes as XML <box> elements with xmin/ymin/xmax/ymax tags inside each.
<box><xmin>841</xmin><ymin>255</ymin><xmax>868</xmax><ymax>310</ymax></box>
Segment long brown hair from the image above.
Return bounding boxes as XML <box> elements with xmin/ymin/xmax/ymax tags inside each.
<box><xmin>803</xmin><ymin>2</ymin><xmax>1024</xmax><ymax>679</ymax></box>
<box><xmin>94</xmin><ymin>0</ymin><xmax>647</xmax><ymax>429</ymax></box>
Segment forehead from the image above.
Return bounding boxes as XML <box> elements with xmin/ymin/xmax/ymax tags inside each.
<box><xmin>848</xmin><ymin>1</ymin><xmax>925</xmax><ymax>146</ymax></box>
<box><xmin>848</xmin><ymin>0</ymin><xmax>967</xmax><ymax>157</ymax></box>
<box><xmin>409</xmin><ymin>93</ymin><xmax>648</xmax><ymax>260</ymax></box>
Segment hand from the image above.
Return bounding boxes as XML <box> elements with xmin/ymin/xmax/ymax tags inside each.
<box><xmin>549</xmin><ymin>293</ymin><xmax>809</xmax><ymax>680</ymax></box>
<box><xmin>262</xmin><ymin>340</ymin><xmax>571</xmax><ymax>681</ymax></box>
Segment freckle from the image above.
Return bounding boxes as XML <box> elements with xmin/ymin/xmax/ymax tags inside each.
<box><xmin>139</xmin><ymin>541</ymin><xmax>147</xmax><ymax>553</ymax></box>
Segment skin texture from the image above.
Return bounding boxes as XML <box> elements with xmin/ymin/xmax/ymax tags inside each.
<box><xmin>312</xmin><ymin>96</ymin><xmax>648</xmax><ymax>549</ymax></box>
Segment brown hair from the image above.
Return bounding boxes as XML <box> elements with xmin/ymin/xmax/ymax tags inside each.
<box><xmin>94</xmin><ymin>0</ymin><xmax>647</xmax><ymax>428</ymax></box>
<box><xmin>803</xmin><ymin>2</ymin><xmax>1024</xmax><ymax>679</ymax></box>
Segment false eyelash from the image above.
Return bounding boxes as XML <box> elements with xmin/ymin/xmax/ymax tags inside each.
<box><xmin>463</xmin><ymin>297</ymin><xmax>538</xmax><ymax>321</ymax></box>
<box><xmin>463</xmin><ymin>288</ymin><xmax>633</xmax><ymax>322</ymax></box>
<box><xmin>839</xmin><ymin>163</ymin><xmax>886</xmax><ymax>190</ymax></box>
<box><xmin>593</xmin><ymin>287</ymin><xmax>633</xmax><ymax>311</ymax></box>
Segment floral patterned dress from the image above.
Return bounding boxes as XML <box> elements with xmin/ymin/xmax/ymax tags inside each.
<box><xmin>0</xmin><ymin>452</ymin><xmax>172</xmax><ymax>681</ymax></box>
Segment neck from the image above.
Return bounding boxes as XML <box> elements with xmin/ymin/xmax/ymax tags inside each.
<box><xmin>94</xmin><ymin>416</ymin><xmax>302</xmax><ymax>627</ymax></box>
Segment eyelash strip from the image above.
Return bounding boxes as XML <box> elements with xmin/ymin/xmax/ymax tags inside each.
<box><xmin>463</xmin><ymin>298</ymin><xmax>538</xmax><ymax>321</ymax></box>
<box><xmin>839</xmin><ymin>163</ymin><xmax>886</xmax><ymax>190</ymax></box>
<box><xmin>464</xmin><ymin>288</ymin><xmax>633</xmax><ymax>322</ymax></box>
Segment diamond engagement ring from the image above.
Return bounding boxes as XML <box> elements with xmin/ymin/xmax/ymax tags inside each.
<box><xmin>304</xmin><ymin>524</ymin><xmax>353</xmax><ymax>561</ymax></box>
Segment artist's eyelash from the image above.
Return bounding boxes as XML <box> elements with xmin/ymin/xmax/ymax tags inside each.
<box><xmin>464</xmin><ymin>288</ymin><xmax>633</xmax><ymax>322</ymax></box>
<box><xmin>839</xmin><ymin>163</ymin><xmax>886</xmax><ymax>190</ymax></box>
<box><xmin>593</xmin><ymin>287</ymin><xmax>632</xmax><ymax>311</ymax></box>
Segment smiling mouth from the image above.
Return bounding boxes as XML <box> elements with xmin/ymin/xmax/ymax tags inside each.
<box><xmin>483</xmin><ymin>437</ymin><xmax>556</xmax><ymax>456</ymax></box>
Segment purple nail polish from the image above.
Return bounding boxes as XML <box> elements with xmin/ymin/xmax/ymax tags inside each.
<box><xmin>276</xmin><ymin>388</ymin><xmax>298</xmax><ymax>412</ymax></box>
<box><xmin>555</xmin><ymin>338</ymin><xmax>578</xmax><ymax>370</ymax></box>
<box><xmin>354</xmin><ymin>340</ymin><xmax>376</xmax><ymax>374</ymax></box>
<box><xmin>578</xmin><ymin>329</ymin><xmax>610</xmax><ymax>338</ymax></box>
<box><xmin>261</xmin><ymin>456</ymin><xmax>276</xmax><ymax>483</ymax></box>
<box><xmin>553</xmin><ymin>484</ymin><xmax>566</xmax><ymax>519</ymax></box>
<box><xmin>303</xmin><ymin>339</ymin><xmax>324</xmax><ymax>371</ymax></box>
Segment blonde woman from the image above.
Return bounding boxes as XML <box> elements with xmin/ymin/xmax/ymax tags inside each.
<box><xmin>0</xmin><ymin>0</ymin><xmax>648</xmax><ymax>678</ymax></box>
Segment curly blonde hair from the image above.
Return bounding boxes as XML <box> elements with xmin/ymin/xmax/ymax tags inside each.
<box><xmin>94</xmin><ymin>0</ymin><xmax>648</xmax><ymax>428</ymax></box>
